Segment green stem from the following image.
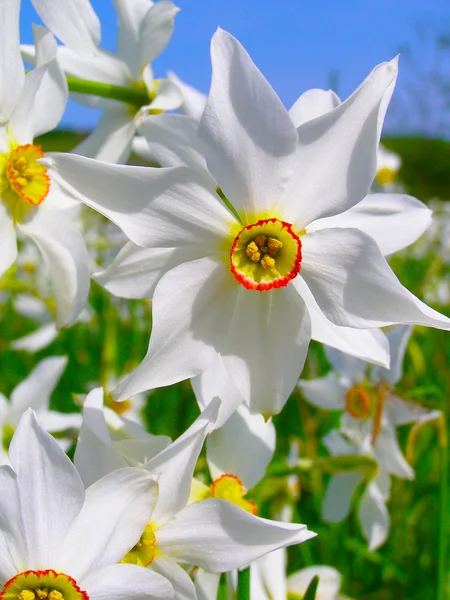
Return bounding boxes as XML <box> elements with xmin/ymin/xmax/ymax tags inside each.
<box><xmin>237</xmin><ymin>567</ymin><xmax>250</xmax><ymax>600</ymax></box>
<box><xmin>66</xmin><ymin>76</ymin><xmax>150</xmax><ymax>107</ymax></box>
<box><xmin>216</xmin><ymin>573</ymin><xmax>228</xmax><ymax>600</ymax></box>
<box><xmin>437</xmin><ymin>413</ymin><xmax>448</xmax><ymax>600</ymax></box>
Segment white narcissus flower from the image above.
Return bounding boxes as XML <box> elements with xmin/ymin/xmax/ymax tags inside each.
<box><xmin>75</xmin><ymin>393</ymin><xmax>315</xmax><ymax>600</ymax></box>
<box><xmin>0</xmin><ymin>356</ymin><xmax>81</xmax><ymax>463</ymax></box>
<box><xmin>375</xmin><ymin>145</ymin><xmax>402</xmax><ymax>188</ymax></box>
<box><xmin>0</xmin><ymin>410</ymin><xmax>173</xmax><ymax>600</ymax></box>
<box><xmin>44</xmin><ymin>29</ymin><xmax>450</xmax><ymax>419</ymax></box>
<box><xmin>23</xmin><ymin>0</ymin><xmax>182</xmax><ymax>164</ymax></box>
<box><xmin>0</xmin><ymin>12</ymin><xmax>90</xmax><ymax>327</ymax></box>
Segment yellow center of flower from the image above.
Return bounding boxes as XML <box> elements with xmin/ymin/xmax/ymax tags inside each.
<box><xmin>121</xmin><ymin>523</ymin><xmax>157</xmax><ymax>567</ymax></box>
<box><xmin>3</xmin><ymin>144</ymin><xmax>50</xmax><ymax>206</ymax></box>
<box><xmin>211</xmin><ymin>474</ymin><xmax>257</xmax><ymax>515</ymax></box>
<box><xmin>375</xmin><ymin>167</ymin><xmax>396</xmax><ymax>186</ymax></box>
<box><xmin>230</xmin><ymin>218</ymin><xmax>302</xmax><ymax>291</ymax></box>
<box><xmin>345</xmin><ymin>386</ymin><xmax>372</xmax><ymax>419</ymax></box>
<box><xmin>105</xmin><ymin>392</ymin><xmax>133</xmax><ymax>416</ymax></box>
<box><xmin>0</xmin><ymin>570</ymin><xmax>88</xmax><ymax>600</ymax></box>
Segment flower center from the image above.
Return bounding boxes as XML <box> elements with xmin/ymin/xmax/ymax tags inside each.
<box><xmin>105</xmin><ymin>392</ymin><xmax>133</xmax><ymax>416</ymax></box>
<box><xmin>230</xmin><ymin>218</ymin><xmax>302</xmax><ymax>291</ymax></box>
<box><xmin>345</xmin><ymin>386</ymin><xmax>372</xmax><ymax>419</ymax></box>
<box><xmin>211</xmin><ymin>474</ymin><xmax>257</xmax><ymax>515</ymax></box>
<box><xmin>5</xmin><ymin>144</ymin><xmax>50</xmax><ymax>206</ymax></box>
<box><xmin>2</xmin><ymin>424</ymin><xmax>15</xmax><ymax>452</ymax></box>
<box><xmin>0</xmin><ymin>570</ymin><xmax>88</xmax><ymax>600</ymax></box>
<box><xmin>375</xmin><ymin>167</ymin><xmax>396</xmax><ymax>186</ymax></box>
<box><xmin>121</xmin><ymin>523</ymin><xmax>156</xmax><ymax>567</ymax></box>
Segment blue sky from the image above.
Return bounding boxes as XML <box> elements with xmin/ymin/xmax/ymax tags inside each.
<box><xmin>19</xmin><ymin>0</ymin><xmax>450</xmax><ymax>134</ymax></box>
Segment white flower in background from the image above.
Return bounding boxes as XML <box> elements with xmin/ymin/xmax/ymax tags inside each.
<box><xmin>75</xmin><ymin>395</ymin><xmax>315</xmax><ymax>599</ymax></box>
<box><xmin>0</xmin><ymin>410</ymin><xmax>173</xmax><ymax>600</ymax></box>
<box><xmin>299</xmin><ymin>325</ymin><xmax>441</xmax><ymax>447</ymax></box>
<box><xmin>0</xmin><ymin>356</ymin><xmax>81</xmax><ymax>463</ymax></box>
<box><xmin>0</xmin><ymin>11</ymin><xmax>90</xmax><ymax>327</ymax></box>
<box><xmin>45</xmin><ymin>29</ymin><xmax>450</xmax><ymax>420</ymax></box>
<box><xmin>23</xmin><ymin>0</ymin><xmax>182</xmax><ymax>164</ymax></box>
<box><xmin>375</xmin><ymin>145</ymin><xmax>402</xmax><ymax>188</ymax></box>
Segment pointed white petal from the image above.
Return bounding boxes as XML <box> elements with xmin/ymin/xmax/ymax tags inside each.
<box><xmin>9</xmin><ymin>410</ymin><xmax>85</xmax><ymax>567</ymax></box>
<box><xmin>292</xmin><ymin>276</ymin><xmax>390</xmax><ymax>368</ymax></box>
<box><xmin>191</xmin><ymin>354</ymin><xmax>244</xmax><ymax>429</ymax></box>
<box><xmin>385</xmin><ymin>394</ymin><xmax>441</xmax><ymax>426</ymax></box>
<box><xmin>288</xmin><ymin>566</ymin><xmax>341</xmax><ymax>600</ymax></box>
<box><xmin>198</xmin><ymin>29</ymin><xmax>298</xmax><ymax>215</ymax></box>
<box><xmin>114</xmin><ymin>0</ymin><xmax>152</xmax><ymax>74</ymax></box>
<box><xmin>157</xmin><ymin>498</ymin><xmax>315</xmax><ymax>571</ymax></box>
<box><xmin>60</xmin><ymin>468</ymin><xmax>159</xmax><ymax>580</ymax></box>
<box><xmin>82</xmin><ymin>563</ymin><xmax>173</xmax><ymax>600</ymax></box>
<box><xmin>13</xmin><ymin>294</ymin><xmax>48</xmax><ymax>320</ymax></box>
<box><xmin>324</xmin><ymin>346</ymin><xmax>367</xmax><ymax>383</ymax></box>
<box><xmin>168</xmin><ymin>71</ymin><xmax>207</xmax><ymax>120</ymax></box>
<box><xmin>11</xmin><ymin>323</ymin><xmax>59</xmax><ymax>352</ymax></box>
<box><xmin>36</xmin><ymin>410</ymin><xmax>81</xmax><ymax>433</ymax></box>
<box><xmin>371</xmin><ymin>325</ymin><xmax>412</xmax><ymax>386</ymax></box>
<box><xmin>282</xmin><ymin>59</ymin><xmax>398</xmax><ymax>228</ymax></box>
<box><xmin>148</xmin><ymin>79</ymin><xmax>183</xmax><ymax>112</ymax></box>
<box><xmin>322</xmin><ymin>472</ymin><xmax>364</xmax><ymax>523</ymax></box>
<box><xmin>289</xmin><ymin>89</ymin><xmax>340</xmax><ymax>128</ymax></box>
<box><xmin>138</xmin><ymin>2</ymin><xmax>179</xmax><ymax>71</ymax></box>
<box><xmin>151</xmin><ymin>554</ymin><xmax>197</xmax><ymax>600</ymax></box>
<box><xmin>252</xmin><ymin>548</ymin><xmax>287</xmax><ymax>600</ymax></box>
<box><xmin>206</xmin><ymin>403</ymin><xmax>275</xmax><ymax>489</ymax></box>
<box><xmin>301</xmin><ymin>228</ymin><xmax>450</xmax><ymax>329</ymax></box>
<box><xmin>323</xmin><ymin>430</ymin><xmax>357</xmax><ymax>456</ymax></box>
<box><xmin>221</xmin><ymin>285</ymin><xmax>311</xmax><ymax>416</ymax></box>
<box><xmin>359</xmin><ymin>478</ymin><xmax>390</xmax><ymax>551</ymax></box>
<box><xmin>94</xmin><ymin>242</ymin><xmax>205</xmax><ymax>299</ymax></box>
<box><xmin>374</xmin><ymin>422</ymin><xmax>414</xmax><ymax>479</ymax></box>
<box><xmin>18</xmin><ymin>207</ymin><xmax>90</xmax><ymax>327</ymax></box>
<box><xmin>307</xmin><ymin>194</ymin><xmax>433</xmax><ymax>256</ymax></box>
<box><xmin>0</xmin><ymin>204</ymin><xmax>17</xmax><ymax>277</ymax></box>
<box><xmin>0</xmin><ymin>0</ymin><xmax>24</xmax><ymax>122</ymax></box>
<box><xmin>145</xmin><ymin>399</ymin><xmax>219</xmax><ymax>523</ymax></box>
<box><xmin>195</xmin><ymin>569</ymin><xmax>220</xmax><ymax>600</ymax></box>
<box><xmin>114</xmin><ymin>257</ymin><xmax>237</xmax><ymax>400</ymax></box>
<box><xmin>0</xmin><ymin>465</ymin><xmax>26</xmax><ymax>579</ymax></box>
<box><xmin>44</xmin><ymin>154</ymin><xmax>234</xmax><ymax>249</ymax></box>
<box><xmin>31</xmin><ymin>0</ymin><xmax>100</xmax><ymax>55</ymax></box>
<box><xmin>298</xmin><ymin>373</ymin><xmax>347</xmax><ymax>410</ymax></box>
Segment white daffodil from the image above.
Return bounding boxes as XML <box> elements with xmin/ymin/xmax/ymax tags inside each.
<box><xmin>0</xmin><ymin>13</ymin><xmax>90</xmax><ymax>327</ymax></box>
<box><xmin>375</xmin><ymin>144</ymin><xmax>402</xmax><ymax>189</ymax></box>
<box><xmin>44</xmin><ymin>29</ymin><xmax>450</xmax><ymax>419</ymax></box>
<box><xmin>23</xmin><ymin>0</ymin><xmax>182</xmax><ymax>164</ymax></box>
<box><xmin>0</xmin><ymin>356</ymin><xmax>81</xmax><ymax>463</ymax></box>
<box><xmin>75</xmin><ymin>394</ymin><xmax>315</xmax><ymax>599</ymax></box>
<box><xmin>0</xmin><ymin>409</ymin><xmax>173</xmax><ymax>600</ymax></box>
<box><xmin>299</xmin><ymin>325</ymin><xmax>441</xmax><ymax>452</ymax></box>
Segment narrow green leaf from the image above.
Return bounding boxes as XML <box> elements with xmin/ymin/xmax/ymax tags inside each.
<box><xmin>302</xmin><ymin>575</ymin><xmax>319</xmax><ymax>600</ymax></box>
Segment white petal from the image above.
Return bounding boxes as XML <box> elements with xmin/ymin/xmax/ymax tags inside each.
<box><xmin>138</xmin><ymin>2</ymin><xmax>179</xmax><ymax>71</ymax></box>
<box><xmin>322</xmin><ymin>472</ymin><xmax>364</xmax><ymax>523</ymax></box>
<box><xmin>114</xmin><ymin>0</ymin><xmax>152</xmax><ymax>75</ymax></box>
<box><xmin>195</xmin><ymin>569</ymin><xmax>220</xmax><ymax>600</ymax></box>
<box><xmin>385</xmin><ymin>394</ymin><xmax>441</xmax><ymax>426</ymax></box>
<box><xmin>307</xmin><ymin>194</ymin><xmax>433</xmax><ymax>256</ymax></box>
<box><xmin>298</xmin><ymin>373</ymin><xmax>347</xmax><ymax>410</ymax></box>
<box><xmin>13</xmin><ymin>294</ymin><xmax>48</xmax><ymax>320</ymax></box>
<box><xmin>147</xmin><ymin>78</ymin><xmax>183</xmax><ymax>112</ymax></box>
<box><xmin>252</xmin><ymin>548</ymin><xmax>287</xmax><ymax>600</ymax></box>
<box><xmin>31</xmin><ymin>0</ymin><xmax>100</xmax><ymax>55</ymax></box>
<box><xmin>82</xmin><ymin>563</ymin><xmax>173</xmax><ymax>600</ymax></box>
<box><xmin>36</xmin><ymin>410</ymin><xmax>82</xmax><ymax>433</ymax></box>
<box><xmin>60</xmin><ymin>468</ymin><xmax>159</xmax><ymax>580</ymax></box>
<box><xmin>324</xmin><ymin>346</ymin><xmax>367</xmax><ymax>383</ymax></box>
<box><xmin>191</xmin><ymin>354</ymin><xmax>244</xmax><ymax>429</ymax></box>
<box><xmin>168</xmin><ymin>71</ymin><xmax>207</xmax><ymax>120</ymax></box>
<box><xmin>10</xmin><ymin>356</ymin><xmax>67</xmax><ymax>417</ymax></box>
<box><xmin>0</xmin><ymin>0</ymin><xmax>24</xmax><ymax>122</ymax></box>
<box><xmin>9</xmin><ymin>410</ymin><xmax>85</xmax><ymax>567</ymax></box>
<box><xmin>74</xmin><ymin>106</ymin><xmax>136</xmax><ymax>164</ymax></box>
<box><xmin>11</xmin><ymin>323</ymin><xmax>59</xmax><ymax>352</ymax></box>
<box><xmin>114</xmin><ymin>257</ymin><xmax>237</xmax><ymax>400</ymax></box>
<box><xmin>301</xmin><ymin>228</ymin><xmax>450</xmax><ymax>329</ymax></box>
<box><xmin>374</xmin><ymin>422</ymin><xmax>414</xmax><ymax>479</ymax></box>
<box><xmin>0</xmin><ymin>465</ymin><xmax>26</xmax><ymax>579</ymax></box>
<box><xmin>18</xmin><ymin>207</ymin><xmax>90</xmax><ymax>327</ymax></box>
<box><xmin>0</xmin><ymin>204</ymin><xmax>17</xmax><ymax>277</ymax></box>
<box><xmin>282</xmin><ymin>59</ymin><xmax>398</xmax><ymax>228</ymax></box>
<box><xmin>206</xmin><ymin>403</ymin><xmax>276</xmax><ymax>489</ymax></box>
<box><xmin>288</xmin><ymin>89</ymin><xmax>340</xmax><ymax>128</ymax></box>
<box><xmin>198</xmin><ymin>29</ymin><xmax>298</xmax><ymax>215</ymax></box>
<box><xmin>44</xmin><ymin>154</ymin><xmax>234</xmax><ymax>249</ymax></box>
<box><xmin>288</xmin><ymin>566</ymin><xmax>341</xmax><ymax>599</ymax></box>
<box><xmin>221</xmin><ymin>285</ymin><xmax>311</xmax><ymax>416</ymax></box>
<box><xmin>94</xmin><ymin>242</ymin><xmax>205</xmax><ymax>299</ymax></box>
<box><xmin>295</xmin><ymin>274</ymin><xmax>390</xmax><ymax>368</ymax></box>
<box><xmin>323</xmin><ymin>430</ymin><xmax>357</xmax><ymax>456</ymax></box>
<box><xmin>157</xmin><ymin>498</ymin><xmax>315</xmax><ymax>571</ymax></box>
<box><xmin>371</xmin><ymin>325</ymin><xmax>412</xmax><ymax>386</ymax></box>
<box><xmin>151</xmin><ymin>554</ymin><xmax>197</xmax><ymax>600</ymax></box>
<box><xmin>138</xmin><ymin>113</ymin><xmax>207</xmax><ymax>170</ymax></box>
<box><xmin>145</xmin><ymin>398</ymin><xmax>220</xmax><ymax>523</ymax></box>
<box><xmin>359</xmin><ymin>478</ymin><xmax>390</xmax><ymax>551</ymax></box>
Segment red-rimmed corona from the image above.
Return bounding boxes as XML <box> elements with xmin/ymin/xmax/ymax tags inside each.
<box><xmin>211</xmin><ymin>473</ymin><xmax>258</xmax><ymax>515</ymax></box>
<box><xmin>230</xmin><ymin>218</ymin><xmax>302</xmax><ymax>291</ymax></box>
<box><xmin>0</xmin><ymin>570</ymin><xmax>88</xmax><ymax>600</ymax></box>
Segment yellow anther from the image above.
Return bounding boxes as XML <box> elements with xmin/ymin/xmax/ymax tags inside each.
<box><xmin>375</xmin><ymin>167</ymin><xmax>396</xmax><ymax>186</ymax></box>
<box><xmin>267</xmin><ymin>237</ymin><xmax>283</xmax><ymax>256</ymax></box>
<box><xmin>35</xmin><ymin>589</ymin><xmax>49</xmax><ymax>599</ymax></box>
<box><xmin>18</xmin><ymin>591</ymin><xmax>36</xmax><ymax>600</ymax></box>
<box><xmin>260</xmin><ymin>255</ymin><xmax>275</xmax><ymax>270</ymax></box>
<box><xmin>48</xmin><ymin>591</ymin><xmax>63</xmax><ymax>600</ymax></box>
<box><xmin>15</xmin><ymin>176</ymin><xmax>28</xmax><ymax>188</ymax></box>
<box><xmin>254</xmin><ymin>235</ymin><xmax>267</xmax><ymax>248</ymax></box>
<box><xmin>245</xmin><ymin>241</ymin><xmax>261</xmax><ymax>262</ymax></box>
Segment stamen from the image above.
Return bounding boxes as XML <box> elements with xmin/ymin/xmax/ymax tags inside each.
<box><xmin>5</xmin><ymin>144</ymin><xmax>50</xmax><ymax>206</ymax></box>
